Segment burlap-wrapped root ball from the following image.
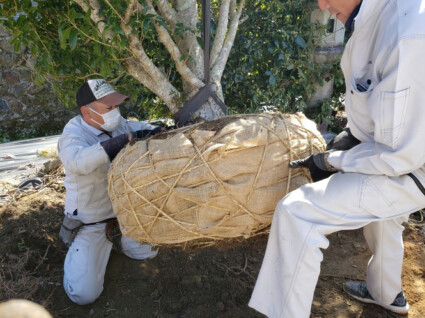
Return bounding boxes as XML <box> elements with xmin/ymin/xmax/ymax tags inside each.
<box><xmin>108</xmin><ymin>112</ymin><xmax>326</xmax><ymax>245</ymax></box>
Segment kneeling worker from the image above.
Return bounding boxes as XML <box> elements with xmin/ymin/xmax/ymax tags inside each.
<box><xmin>58</xmin><ymin>79</ymin><xmax>161</xmax><ymax>305</ymax></box>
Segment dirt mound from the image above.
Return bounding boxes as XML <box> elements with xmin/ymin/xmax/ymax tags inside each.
<box><xmin>0</xmin><ymin>169</ymin><xmax>424</xmax><ymax>317</ymax></box>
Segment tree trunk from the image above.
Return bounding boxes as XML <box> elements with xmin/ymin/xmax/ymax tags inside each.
<box><xmin>73</xmin><ymin>0</ymin><xmax>245</xmax><ymax>121</ymax></box>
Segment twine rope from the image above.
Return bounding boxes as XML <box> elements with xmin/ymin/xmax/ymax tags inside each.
<box><xmin>109</xmin><ymin>113</ymin><xmax>325</xmax><ymax>244</ymax></box>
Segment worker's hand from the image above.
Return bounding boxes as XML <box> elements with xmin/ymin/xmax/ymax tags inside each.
<box><xmin>289</xmin><ymin>151</ymin><xmax>337</xmax><ymax>182</ymax></box>
<box><xmin>101</xmin><ymin>127</ymin><xmax>164</xmax><ymax>161</ymax></box>
<box><xmin>326</xmin><ymin>127</ymin><xmax>360</xmax><ymax>151</ymax></box>
<box><xmin>100</xmin><ymin>134</ymin><xmax>131</xmax><ymax>161</ymax></box>
<box><xmin>131</xmin><ymin>126</ymin><xmax>163</xmax><ymax>140</ymax></box>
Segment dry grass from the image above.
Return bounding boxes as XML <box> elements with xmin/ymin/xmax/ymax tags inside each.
<box><xmin>0</xmin><ymin>250</ymin><xmax>42</xmax><ymax>300</ymax></box>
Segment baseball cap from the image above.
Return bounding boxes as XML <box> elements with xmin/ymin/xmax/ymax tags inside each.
<box><xmin>76</xmin><ymin>79</ymin><xmax>129</xmax><ymax>107</ymax></box>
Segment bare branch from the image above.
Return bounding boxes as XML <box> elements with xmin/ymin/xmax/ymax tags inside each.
<box><xmin>127</xmin><ymin>35</ymin><xmax>169</xmax><ymax>84</ymax></box>
<box><xmin>124</xmin><ymin>0</ymin><xmax>138</xmax><ymax>24</ymax></box>
<box><xmin>173</xmin><ymin>0</ymin><xmax>203</xmax><ymax>80</ymax></box>
<box><xmin>66</xmin><ymin>15</ymin><xmax>112</xmax><ymax>47</ymax></box>
<box><xmin>73</xmin><ymin>0</ymin><xmax>89</xmax><ymax>11</ymax></box>
<box><xmin>211</xmin><ymin>0</ymin><xmax>245</xmax><ymax>82</ymax></box>
<box><xmin>103</xmin><ymin>0</ymin><xmax>125</xmax><ymax>23</ymax></box>
<box><xmin>119</xmin><ymin>0</ymin><xmax>139</xmax><ymax>36</ymax></box>
<box><xmin>145</xmin><ymin>0</ymin><xmax>204</xmax><ymax>89</ymax></box>
<box><xmin>73</xmin><ymin>0</ymin><xmax>113</xmax><ymax>40</ymax></box>
<box><xmin>239</xmin><ymin>15</ymin><xmax>249</xmax><ymax>25</ymax></box>
<box><xmin>230</xmin><ymin>0</ymin><xmax>236</xmax><ymax>16</ymax></box>
<box><xmin>126</xmin><ymin>59</ymin><xmax>181</xmax><ymax>113</ymax></box>
<box><xmin>73</xmin><ymin>0</ymin><xmax>179</xmax><ymax>98</ymax></box>
<box><xmin>210</xmin><ymin>0</ymin><xmax>230</xmax><ymax>66</ymax></box>
<box><xmin>156</xmin><ymin>0</ymin><xmax>178</xmax><ymax>27</ymax></box>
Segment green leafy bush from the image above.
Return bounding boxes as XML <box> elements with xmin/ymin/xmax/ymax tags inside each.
<box><xmin>1</xmin><ymin>0</ymin><xmax>345</xmax><ymax>130</ymax></box>
<box><xmin>1</xmin><ymin>0</ymin><xmax>171</xmax><ymax>118</ymax></box>
<box><xmin>223</xmin><ymin>0</ymin><xmax>344</xmax><ymax>121</ymax></box>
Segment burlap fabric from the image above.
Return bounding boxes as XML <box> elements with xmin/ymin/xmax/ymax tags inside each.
<box><xmin>108</xmin><ymin>112</ymin><xmax>326</xmax><ymax>245</ymax></box>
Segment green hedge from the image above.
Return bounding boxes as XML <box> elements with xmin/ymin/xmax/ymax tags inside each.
<box><xmin>223</xmin><ymin>0</ymin><xmax>345</xmax><ymax>129</ymax></box>
<box><xmin>1</xmin><ymin>0</ymin><xmax>345</xmax><ymax>133</ymax></box>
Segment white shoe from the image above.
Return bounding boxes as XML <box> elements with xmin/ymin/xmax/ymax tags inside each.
<box><xmin>121</xmin><ymin>235</ymin><xmax>158</xmax><ymax>260</ymax></box>
<box><xmin>343</xmin><ymin>281</ymin><xmax>409</xmax><ymax>315</ymax></box>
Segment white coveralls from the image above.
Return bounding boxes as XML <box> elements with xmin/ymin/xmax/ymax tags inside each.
<box><xmin>249</xmin><ymin>0</ymin><xmax>425</xmax><ymax>317</ymax></box>
<box><xmin>58</xmin><ymin>115</ymin><xmax>159</xmax><ymax>305</ymax></box>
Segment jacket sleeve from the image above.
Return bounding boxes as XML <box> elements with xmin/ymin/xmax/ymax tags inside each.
<box><xmin>58</xmin><ymin>134</ymin><xmax>109</xmax><ymax>176</ymax></box>
<box><xmin>328</xmin><ymin>38</ymin><xmax>425</xmax><ymax>176</ymax></box>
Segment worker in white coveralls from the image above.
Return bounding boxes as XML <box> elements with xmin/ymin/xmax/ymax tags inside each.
<box><xmin>58</xmin><ymin>79</ymin><xmax>162</xmax><ymax>305</ymax></box>
<box><xmin>249</xmin><ymin>0</ymin><xmax>425</xmax><ymax>317</ymax></box>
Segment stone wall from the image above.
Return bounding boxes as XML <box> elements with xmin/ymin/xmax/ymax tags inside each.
<box><xmin>0</xmin><ymin>25</ymin><xmax>76</xmax><ymax>140</ymax></box>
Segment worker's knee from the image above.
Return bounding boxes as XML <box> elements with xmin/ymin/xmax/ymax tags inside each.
<box><xmin>63</xmin><ymin>278</ymin><xmax>103</xmax><ymax>305</ymax></box>
<box><xmin>278</xmin><ymin>195</ymin><xmax>291</xmax><ymax>210</ymax></box>
<box><xmin>275</xmin><ymin>187</ymin><xmax>312</xmax><ymax>221</ymax></box>
<box><xmin>274</xmin><ymin>195</ymin><xmax>294</xmax><ymax>219</ymax></box>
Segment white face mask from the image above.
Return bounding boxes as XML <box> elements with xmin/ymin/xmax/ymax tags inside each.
<box><xmin>89</xmin><ymin>107</ymin><xmax>122</xmax><ymax>132</ymax></box>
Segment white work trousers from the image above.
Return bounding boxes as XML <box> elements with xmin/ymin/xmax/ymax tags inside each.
<box><xmin>249</xmin><ymin>172</ymin><xmax>425</xmax><ymax>318</ymax></box>
<box><xmin>63</xmin><ymin>223</ymin><xmax>158</xmax><ymax>305</ymax></box>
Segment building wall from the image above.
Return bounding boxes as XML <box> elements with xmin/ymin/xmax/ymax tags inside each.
<box><xmin>0</xmin><ymin>25</ymin><xmax>76</xmax><ymax>140</ymax></box>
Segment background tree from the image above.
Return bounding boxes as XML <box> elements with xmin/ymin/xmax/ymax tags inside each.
<box><xmin>1</xmin><ymin>0</ymin><xmax>246</xmax><ymax>121</ymax></box>
<box><xmin>223</xmin><ymin>0</ymin><xmax>343</xmax><ymax>123</ymax></box>
<box><xmin>1</xmin><ymin>0</ymin><xmax>344</xmax><ymax>126</ymax></box>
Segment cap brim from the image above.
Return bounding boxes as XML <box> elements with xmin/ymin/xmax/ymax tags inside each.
<box><xmin>97</xmin><ymin>92</ymin><xmax>130</xmax><ymax>106</ymax></box>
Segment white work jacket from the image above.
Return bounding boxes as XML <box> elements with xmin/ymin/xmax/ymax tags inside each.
<box><xmin>328</xmin><ymin>0</ymin><xmax>425</xmax><ymax>183</ymax></box>
<box><xmin>58</xmin><ymin>115</ymin><xmax>157</xmax><ymax>224</ymax></box>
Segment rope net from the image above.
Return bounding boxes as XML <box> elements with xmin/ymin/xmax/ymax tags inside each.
<box><xmin>108</xmin><ymin>112</ymin><xmax>326</xmax><ymax>245</ymax></box>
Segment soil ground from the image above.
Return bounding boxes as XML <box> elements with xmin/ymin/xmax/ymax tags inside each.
<box><xmin>0</xmin><ymin>166</ymin><xmax>424</xmax><ymax>318</ymax></box>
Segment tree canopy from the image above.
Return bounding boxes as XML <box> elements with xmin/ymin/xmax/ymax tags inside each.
<box><xmin>1</xmin><ymin>0</ymin><xmax>342</xmax><ymax>123</ymax></box>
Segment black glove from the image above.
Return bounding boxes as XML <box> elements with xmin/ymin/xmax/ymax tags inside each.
<box><xmin>100</xmin><ymin>134</ymin><xmax>130</xmax><ymax>161</ymax></box>
<box><xmin>289</xmin><ymin>151</ymin><xmax>337</xmax><ymax>182</ymax></box>
<box><xmin>326</xmin><ymin>127</ymin><xmax>360</xmax><ymax>151</ymax></box>
<box><xmin>101</xmin><ymin>127</ymin><xmax>163</xmax><ymax>161</ymax></box>
<box><xmin>131</xmin><ymin>126</ymin><xmax>163</xmax><ymax>140</ymax></box>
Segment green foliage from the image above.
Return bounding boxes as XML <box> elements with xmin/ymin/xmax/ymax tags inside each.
<box><xmin>17</xmin><ymin>238</ymin><xmax>27</xmax><ymax>252</ymax></box>
<box><xmin>0</xmin><ymin>131</ymin><xmax>11</xmax><ymax>143</ymax></box>
<box><xmin>0</xmin><ymin>128</ymin><xmax>62</xmax><ymax>143</ymax></box>
<box><xmin>0</xmin><ymin>0</ymin><xmax>345</xmax><ymax>126</ymax></box>
<box><xmin>223</xmin><ymin>0</ymin><xmax>344</xmax><ymax>122</ymax></box>
<box><xmin>1</xmin><ymin>0</ymin><xmax>171</xmax><ymax>119</ymax></box>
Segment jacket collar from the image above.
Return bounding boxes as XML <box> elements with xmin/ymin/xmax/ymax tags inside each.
<box><xmin>353</xmin><ymin>0</ymin><xmax>390</xmax><ymax>32</ymax></box>
<box><xmin>79</xmin><ymin>115</ymin><xmax>105</xmax><ymax>137</ymax></box>
<box><xmin>345</xmin><ymin>1</ymin><xmax>362</xmax><ymax>33</ymax></box>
